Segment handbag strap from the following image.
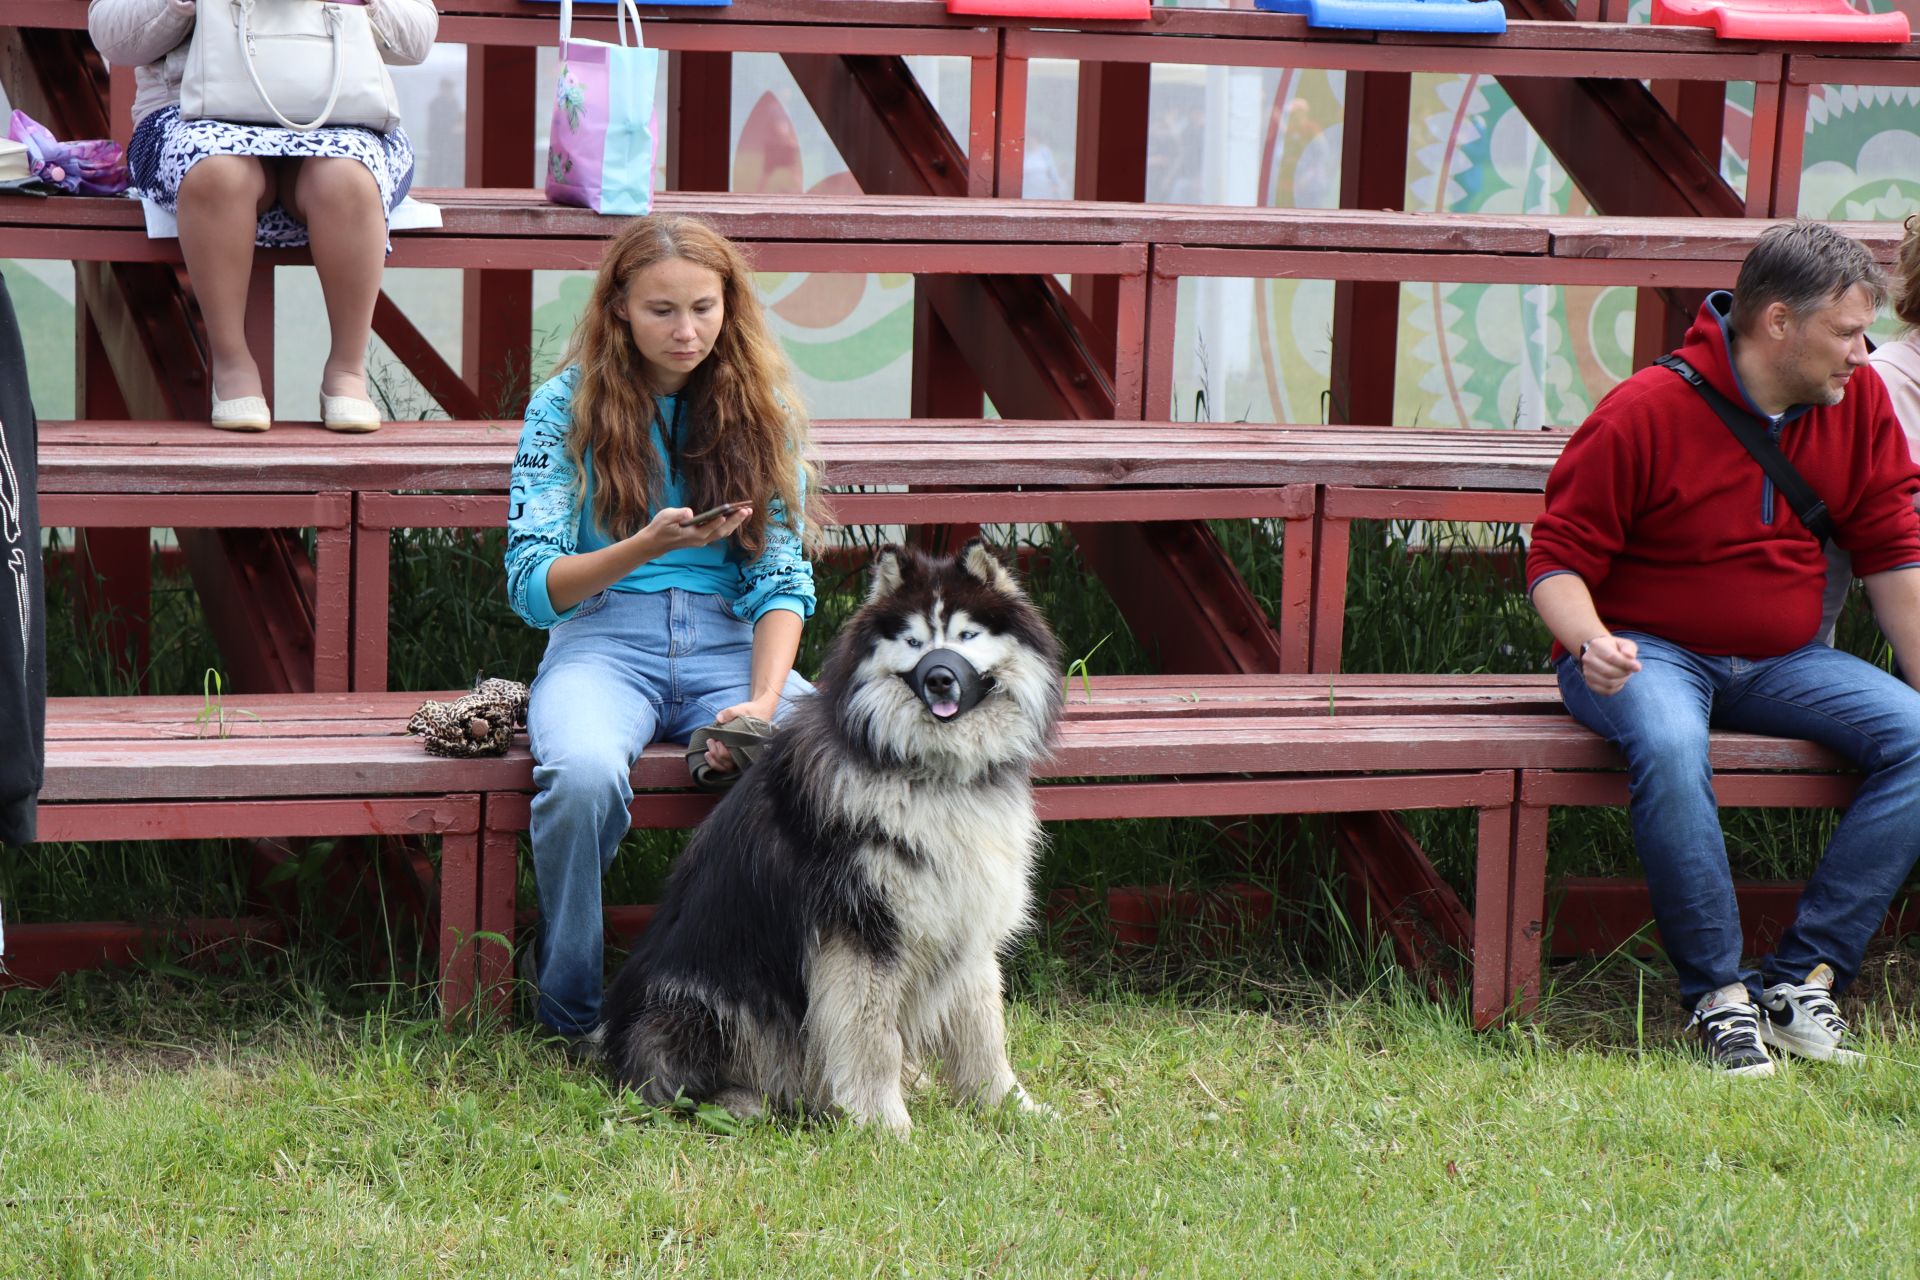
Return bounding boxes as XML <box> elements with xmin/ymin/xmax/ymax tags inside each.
<box><xmin>236</xmin><ymin>0</ymin><xmax>347</xmax><ymax>131</ymax></box>
<box><xmin>1655</xmin><ymin>353</ymin><xmax>1836</xmax><ymax>547</ymax></box>
<box><xmin>559</xmin><ymin>0</ymin><xmax>648</xmax><ymax>50</ymax></box>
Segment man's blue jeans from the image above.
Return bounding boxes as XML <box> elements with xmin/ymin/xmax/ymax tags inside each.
<box><xmin>525</xmin><ymin>588</ymin><xmax>812</xmax><ymax>1035</ymax></box>
<box><xmin>1557</xmin><ymin>632</ymin><xmax>1920</xmax><ymax>1008</ymax></box>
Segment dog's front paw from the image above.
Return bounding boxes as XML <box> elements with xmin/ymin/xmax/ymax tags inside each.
<box><xmin>843</xmin><ymin>1097</ymin><xmax>914</xmax><ymax>1136</ymax></box>
<box><xmin>1002</xmin><ymin>1083</ymin><xmax>1056</xmax><ymax>1121</ymax></box>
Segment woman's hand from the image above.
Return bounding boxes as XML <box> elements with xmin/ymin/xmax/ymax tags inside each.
<box><xmin>632</xmin><ymin>504</ymin><xmax>752</xmax><ymax>557</ymax></box>
<box><xmin>703</xmin><ymin>695</ymin><xmax>779</xmax><ymax>774</ymax></box>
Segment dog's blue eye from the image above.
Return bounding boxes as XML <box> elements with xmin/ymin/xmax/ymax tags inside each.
<box><xmin>958</xmin><ymin>629</ymin><xmax>979</xmax><ymax>641</ymax></box>
<box><xmin>905</xmin><ymin>637</ymin><xmax>923</xmax><ymax>649</ymax></box>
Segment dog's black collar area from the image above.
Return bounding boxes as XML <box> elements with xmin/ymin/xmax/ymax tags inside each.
<box><xmin>904</xmin><ymin>648</ymin><xmax>993</xmax><ymax>721</ymax></box>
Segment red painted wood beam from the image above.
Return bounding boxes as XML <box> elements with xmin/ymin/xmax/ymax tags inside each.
<box><xmin>1497</xmin><ymin>0</ymin><xmax>1746</xmax><ymax>221</ymax></box>
<box><xmin>782</xmin><ymin>53</ymin><xmax>972</xmax><ymax>200</ymax></box>
<box><xmin>784</xmin><ymin>50</ymin><xmax>1280</xmax><ymax>672</ymax></box>
<box><xmin>1328</xmin><ymin>71</ymin><xmax>1408</xmax><ymax>429</ymax></box>
<box><xmin>906</xmin><ymin>293</ymin><xmax>986</xmax><ymax>554</ymax></box>
<box><xmin>1498</xmin><ymin>0</ymin><xmax>1751</xmax><ymax>364</ymax></box>
<box><xmin>1071</xmin><ymin>60</ymin><xmax>1152</xmax><ymax>375</ymax></box>
<box><xmin>370</xmin><ymin>291</ymin><xmax>489</xmax><ymax>421</ymax></box>
<box><xmin>462</xmin><ymin>45</ymin><xmax>537</xmax><ymax>414</ymax></box>
<box><xmin>1333</xmin><ymin>808</ymin><xmax>1476</xmax><ymax>993</ymax></box>
<box><xmin>668</xmin><ymin>50</ymin><xmax>733</xmax><ymax>192</ymax></box>
<box><xmin>1547</xmin><ymin>877</ymin><xmax>1920</xmax><ymax>961</ymax></box>
<box><xmin>0</xmin><ymin>918</ymin><xmax>288</xmax><ymax>988</ymax></box>
<box><xmin>176</xmin><ymin>528</ymin><xmax>320</xmax><ymax>694</ymax></box>
<box><xmin>72</xmin><ymin>306</ymin><xmax>152</xmax><ymax>686</ymax></box>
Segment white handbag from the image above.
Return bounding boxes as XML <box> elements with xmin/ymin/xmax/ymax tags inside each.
<box><xmin>180</xmin><ymin>0</ymin><xmax>401</xmax><ymax>133</ymax></box>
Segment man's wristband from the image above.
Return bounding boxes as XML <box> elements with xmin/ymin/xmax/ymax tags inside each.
<box><xmin>1579</xmin><ymin>638</ymin><xmax>1600</xmax><ymax>660</ymax></box>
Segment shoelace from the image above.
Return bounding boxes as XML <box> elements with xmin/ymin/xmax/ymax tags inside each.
<box><xmin>1783</xmin><ymin>983</ymin><xmax>1849</xmax><ymax>1036</ymax></box>
<box><xmin>1696</xmin><ymin>1004</ymin><xmax>1765</xmax><ymax>1054</ymax></box>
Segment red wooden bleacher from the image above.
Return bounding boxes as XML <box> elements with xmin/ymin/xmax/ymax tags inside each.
<box><xmin>7</xmin><ymin>0</ymin><xmax>1917</xmax><ymax>1026</ymax></box>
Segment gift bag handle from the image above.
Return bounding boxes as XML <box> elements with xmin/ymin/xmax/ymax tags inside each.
<box><xmin>558</xmin><ymin>0</ymin><xmax>649</xmax><ymax>51</ymax></box>
<box><xmin>234</xmin><ymin>0</ymin><xmax>348</xmax><ymax>132</ymax></box>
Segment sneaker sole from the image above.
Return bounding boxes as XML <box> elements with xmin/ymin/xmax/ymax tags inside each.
<box><xmin>1721</xmin><ymin>1057</ymin><xmax>1777</xmax><ymax>1079</ymax></box>
<box><xmin>1759</xmin><ymin>1022</ymin><xmax>1864</xmax><ymax>1065</ymax></box>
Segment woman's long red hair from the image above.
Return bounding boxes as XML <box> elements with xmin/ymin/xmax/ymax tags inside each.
<box><xmin>559</xmin><ymin>214</ymin><xmax>821</xmax><ymax>555</ymax></box>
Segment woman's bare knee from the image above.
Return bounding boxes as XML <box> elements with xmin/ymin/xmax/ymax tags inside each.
<box><xmin>286</xmin><ymin>158</ymin><xmax>380</xmax><ymax>226</ymax></box>
<box><xmin>178</xmin><ymin>155</ymin><xmax>271</xmax><ymax>212</ymax></box>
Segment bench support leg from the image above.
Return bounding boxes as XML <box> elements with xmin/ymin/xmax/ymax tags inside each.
<box><xmin>1474</xmin><ymin>788</ymin><xmax>1548</xmax><ymax>1029</ymax></box>
<box><xmin>438</xmin><ymin>824</ymin><xmax>483</xmax><ymax>1023</ymax></box>
<box><xmin>477</xmin><ymin>820</ymin><xmax>520</xmax><ymax>1020</ymax></box>
<box><xmin>350</xmin><ymin>521</ymin><xmax>391</xmax><ymax>692</ymax></box>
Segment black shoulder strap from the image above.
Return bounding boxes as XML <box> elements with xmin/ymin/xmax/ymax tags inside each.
<box><xmin>1654</xmin><ymin>354</ymin><xmax>1835</xmax><ymax>547</ymax></box>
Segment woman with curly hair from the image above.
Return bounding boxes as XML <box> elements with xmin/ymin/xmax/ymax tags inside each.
<box><xmin>505</xmin><ymin>214</ymin><xmax>821</xmax><ymax>1047</ymax></box>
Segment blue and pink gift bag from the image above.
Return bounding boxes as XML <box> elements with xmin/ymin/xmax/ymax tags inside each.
<box><xmin>545</xmin><ymin>0</ymin><xmax>660</xmax><ymax>216</ymax></box>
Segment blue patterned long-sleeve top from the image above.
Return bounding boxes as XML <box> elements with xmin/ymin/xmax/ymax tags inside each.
<box><xmin>505</xmin><ymin>368</ymin><xmax>816</xmax><ymax>629</ymax></box>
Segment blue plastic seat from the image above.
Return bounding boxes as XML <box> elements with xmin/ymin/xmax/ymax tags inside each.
<box><xmin>1254</xmin><ymin>0</ymin><xmax>1506</xmax><ymax>34</ymax></box>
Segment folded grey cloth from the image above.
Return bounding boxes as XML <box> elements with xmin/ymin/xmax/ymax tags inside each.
<box><xmin>684</xmin><ymin>715</ymin><xmax>776</xmax><ymax>793</ymax></box>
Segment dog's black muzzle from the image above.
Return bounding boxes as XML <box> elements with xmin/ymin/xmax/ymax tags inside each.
<box><xmin>904</xmin><ymin>648</ymin><xmax>992</xmax><ymax>722</ymax></box>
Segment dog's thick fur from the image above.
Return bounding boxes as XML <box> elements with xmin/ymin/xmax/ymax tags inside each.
<box><xmin>601</xmin><ymin>541</ymin><xmax>1062</xmax><ymax>1132</ymax></box>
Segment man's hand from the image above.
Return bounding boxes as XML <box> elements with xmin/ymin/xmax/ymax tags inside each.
<box><xmin>1580</xmin><ymin>634</ymin><xmax>1642</xmax><ymax>696</ymax></box>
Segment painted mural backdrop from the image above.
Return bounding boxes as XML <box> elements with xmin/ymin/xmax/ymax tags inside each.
<box><xmin>733</xmin><ymin>4</ymin><xmax>1920</xmax><ymax>428</ymax></box>
<box><xmin>7</xmin><ymin>20</ymin><xmax>1920</xmax><ymax>426</ymax></box>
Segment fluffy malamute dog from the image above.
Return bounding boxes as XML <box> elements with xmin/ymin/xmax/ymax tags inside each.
<box><xmin>601</xmin><ymin>540</ymin><xmax>1063</xmax><ymax>1133</ymax></box>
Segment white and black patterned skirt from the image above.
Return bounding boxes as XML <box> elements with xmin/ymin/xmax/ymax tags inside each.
<box><xmin>128</xmin><ymin>107</ymin><xmax>415</xmax><ymax>250</ymax></box>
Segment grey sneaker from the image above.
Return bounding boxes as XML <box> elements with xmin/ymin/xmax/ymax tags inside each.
<box><xmin>1689</xmin><ymin>984</ymin><xmax>1775</xmax><ymax>1078</ymax></box>
<box><xmin>1759</xmin><ymin>963</ymin><xmax>1864</xmax><ymax>1066</ymax></box>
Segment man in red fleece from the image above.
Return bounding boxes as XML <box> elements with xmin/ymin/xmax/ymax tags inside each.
<box><xmin>1529</xmin><ymin>221</ymin><xmax>1920</xmax><ymax>1078</ymax></box>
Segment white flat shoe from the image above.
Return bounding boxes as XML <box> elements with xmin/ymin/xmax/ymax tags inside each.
<box><xmin>320</xmin><ymin>392</ymin><xmax>383</xmax><ymax>434</ymax></box>
<box><xmin>209</xmin><ymin>392</ymin><xmax>271</xmax><ymax>433</ymax></box>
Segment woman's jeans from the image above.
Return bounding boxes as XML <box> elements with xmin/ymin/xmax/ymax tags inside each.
<box><xmin>1557</xmin><ymin>631</ymin><xmax>1920</xmax><ymax>1008</ymax></box>
<box><xmin>526</xmin><ymin>588</ymin><xmax>811</xmax><ymax>1034</ymax></box>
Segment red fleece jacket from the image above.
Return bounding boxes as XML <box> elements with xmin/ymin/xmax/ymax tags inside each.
<box><xmin>1527</xmin><ymin>293</ymin><xmax>1920</xmax><ymax>658</ymax></box>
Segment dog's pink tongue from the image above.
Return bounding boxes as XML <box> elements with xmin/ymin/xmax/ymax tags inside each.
<box><xmin>932</xmin><ymin>699</ymin><xmax>961</xmax><ymax>720</ymax></box>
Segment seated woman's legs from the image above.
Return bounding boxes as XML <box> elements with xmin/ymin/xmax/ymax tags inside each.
<box><xmin>175</xmin><ymin>155</ymin><xmax>276</xmax><ymax>402</ymax></box>
<box><xmin>526</xmin><ymin>643</ymin><xmax>663</xmax><ymax>1036</ymax></box>
<box><xmin>281</xmin><ymin>157</ymin><xmax>384</xmax><ymax>405</ymax></box>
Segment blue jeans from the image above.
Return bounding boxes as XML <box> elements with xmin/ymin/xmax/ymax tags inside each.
<box><xmin>1557</xmin><ymin>632</ymin><xmax>1920</xmax><ymax>1008</ymax></box>
<box><xmin>525</xmin><ymin>588</ymin><xmax>812</xmax><ymax>1034</ymax></box>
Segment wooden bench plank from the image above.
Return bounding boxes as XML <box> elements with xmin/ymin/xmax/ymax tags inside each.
<box><xmin>45</xmin><ymin>677</ymin><xmax>1566</xmax><ymax>738</ymax></box>
<box><xmin>38</xmin><ymin>421</ymin><xmax>1573</xmax><ymax>494</ymax></box>
<box><xmin>42</xmin><ymin>695</ymin><xmax>1847</xmax><ymax>804</ymax></box>
<box><xmin>12</xmin><ymin>192</ymin><xmax>1906</xmax><ymax>275</ymax></box>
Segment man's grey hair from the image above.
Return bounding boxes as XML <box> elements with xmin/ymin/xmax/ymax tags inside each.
<box><xmin>1730</xmin><ymin>220</ymin><xmax>1889</xmax><ymax>334</ymax></box>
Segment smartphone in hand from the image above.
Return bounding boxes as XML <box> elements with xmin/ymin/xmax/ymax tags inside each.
<box><xmin>678</xmin><ymin>501</ymin><xmax>745</xmax><ymax>529</ymax></box>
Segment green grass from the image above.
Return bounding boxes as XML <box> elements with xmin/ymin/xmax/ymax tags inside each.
<box><xmin>20</xmin><ymin>489</ymin><xmax>1920</xmax><ymax>1277</ymax></box>
<box><xmin>8</xmin><ymin>948</ymin><xmax>1920</xmax><ymax>1279</ymax></box>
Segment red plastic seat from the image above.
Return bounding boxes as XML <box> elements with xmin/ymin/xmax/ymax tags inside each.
<box><xmin>947</xmin><ymin>0</ymin><xmax>1150</xmax><ymax>17</ymax></box>
<box><xmin>1652</xmin><ymin>0</ymin><xmax>1909</xmax><ymax>42</ymax></box>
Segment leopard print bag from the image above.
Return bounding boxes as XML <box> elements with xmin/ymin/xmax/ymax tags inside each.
<box><xmin>406</xmin><ymin>675</ymin><xmax>531</xmax><ymax>758</ymax></box>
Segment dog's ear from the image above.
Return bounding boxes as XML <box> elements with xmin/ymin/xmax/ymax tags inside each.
<box><xmin>957</xmin><ymin>538</ymin><xmax>1022</xmax><ymax>597</ymax></box>
<box><xmin>868</xmin><ymin>545</ymin><xmax>909</xmax><ymax>602</ymax></box>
